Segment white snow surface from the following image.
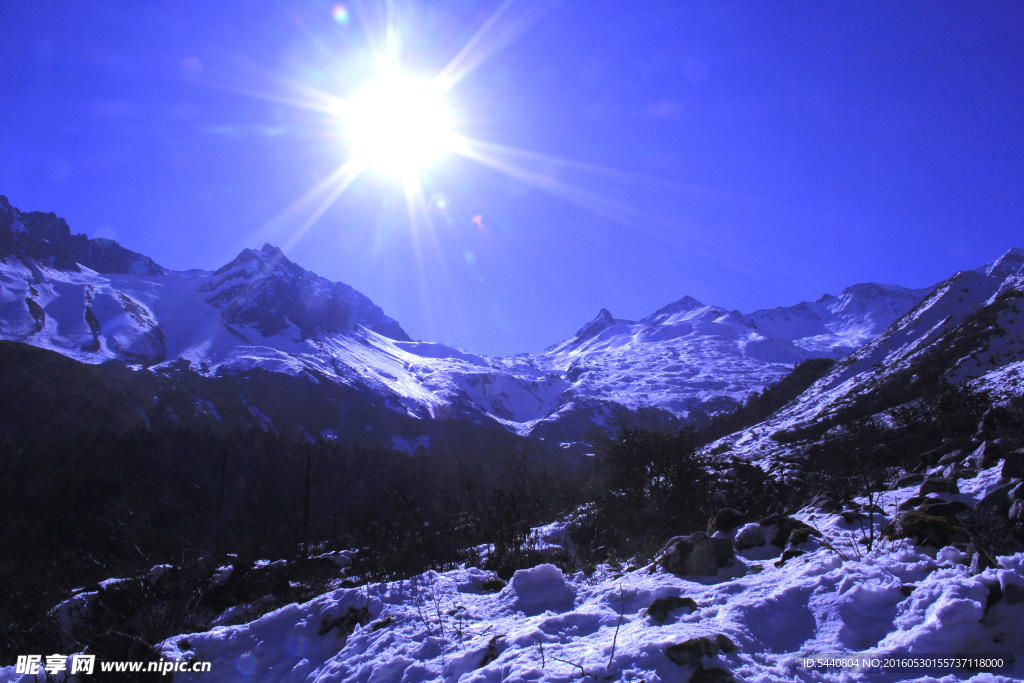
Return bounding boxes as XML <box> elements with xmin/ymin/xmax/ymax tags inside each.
<box><xmin>124</xmin><ymin>469</ymin><xmax>1022</xmax><ymax>683</ymax></box>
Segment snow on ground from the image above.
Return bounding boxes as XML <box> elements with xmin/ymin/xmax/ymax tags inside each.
<box><xmin>132</xmin><ymin>468</ymin><xmax>1023</xmax><ymax>683</ymax></box>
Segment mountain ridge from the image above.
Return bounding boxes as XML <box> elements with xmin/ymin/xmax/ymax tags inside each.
<box><xmin>2</xmin><ymin>195</ymin><xmax>1021</xmax><ymax>450</ymax></box>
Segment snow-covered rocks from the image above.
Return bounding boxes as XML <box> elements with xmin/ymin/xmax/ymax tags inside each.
<box><xmin>733</xmin><ymin>523</ymin><xmax>767</xmax><ymax>551</ymax></box>
<box><xmin>658</xmin><ymin>532</ymin><xmax>734</xmax><ymax>576</ymax></box>
<box><xmin>502</xmin><ymin>563</ymin><xmax>575</xmax><ymax>615</ymax></box>
<box><xmin>138</xmin><ymin>533</ymin><xmax>1024</xmax><ymax>682</ymax></box>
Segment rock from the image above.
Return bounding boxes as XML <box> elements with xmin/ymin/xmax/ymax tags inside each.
<box><xmin>994</xmin><ymin>437</ymin><xmax>1024</xmax><ymax>452</ymax></box>
<box><xmin>969</xmin><ymin>550</ymin><xmax>991</xmax><ymax>575</ymax></box>
<box><xmin>920</xmin><ymin>438</ymin><xmax>970</xmax><ymax>466</ymax></box>
<box><xmin>841</xmin><ymin>510</ymin><xmax>868</xmax><ymax>524</ymax></box>
<box><xmin>774</xmin><ymin>548</ymin><xmax>805</xmax><ymax>567</ymax></box>
<box><xmin>760</xmin><ymin>514</ymin><xmax>814</xmax><ymax>547</ymax></box>
<box><xmin>1002</xmin><ymin>452</ymin><xmax>1024</xmax><ymax>479</ymax></box>
<box><xmin>690</xmin><ymin>666</ymin><xmax>736</xmax><ymax>683</ymax></box>
<box><xmin>953</xmin><ymin>466</ymin><xmax>980</xmax><ymax>480</ymax></box>
<box><xmin>984</xmin><ymin>583</ymin><xmax>1004</xmax><ymax>612</ymax></box>
<box><xmin>711</xmin><ymin>536</ymin><xmax>734</xmax><ymax>566</ymax></box>
<box><xmin>968</xmin><ymin>441</ymin><xmax>1004</xmax><ymax>469</ymax></box>
<box><xmin>318</xmin><ymin>605</ymin><xmax>370</xmax><ymax>637</ymax></box>
<box><xmin>707</xmin><ymin>508</ymin><xmax>747</xmax><ymax>535</ymax></box>
<box><xmin>957</xmin><ymin>509</ymin><xmax>1024</xmax><ymax>573</ymax></box>
<box><xmin>659</xmin><ymin>532</ymin><xmax>734</xmax><ymax>576</ymax></box>
<box><xmin>1011</xmin><ymin>500</ymin><xmax>1024</xmax><ymax>524</ymax></box>
<box><xmin>1009</xmin><ymin>481</ymin><xmax>1024</xmax><ymax>502</ymax></box>
<box><xmin>937</xmin><ymin>449</ymin><xmax>965</xmax><ymax>466</ymax></box>
<box><xmin>733</xmin><ymin>524</ymin><xmax>766</xmax><ymax>550</ymax></box>
<box><xmin>920</xmin><ymin>477</ymin><xmax>960</xmax><ymax>495</ymax></box>
<box><xmin>665</xmin><ymin>634</ymin><xmax>737</xmax><ymax>667</ymax></box>
<box><xmin>895</xmin><ymin>472</ymin><xmax>925</xmax><ymax>488</ymax></box>
<box><xmin>918</xmin><ymin>500</ymin><xmax>972</xmax><ymax>518</ymax></box>
<box><xmin>976</xmin><ymin>482</ymin><xmax>1016</xmax><ymax>515</ymax></box>
<box><xmin>787</xmin><ymin>526</ymin><xmax>822</xmax><ymax>547</ymax></box>
<box><xmin>646</xmin><ymin>595</ymin><xmax>698</xmax><ymax>623</ymax></box>
<box><xmin>899</xmin><ymin>495</ymin><xmax>945</xmax><ymax>511</ymax></box>
<box><xmin>479</xmin><ymin>577</ymin><xmax>506</xmax><ymax>593</ymax></box>
<box><xmin>884</xmin><ymin>511</ymin><xmax>969</xmax><ymax>547</ymax></box>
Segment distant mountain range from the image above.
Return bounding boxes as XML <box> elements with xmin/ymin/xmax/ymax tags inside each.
<box><xmin>2</xmin><ymin>194</ymin><xmax>1022</xmax><ymax>458</ymax></box>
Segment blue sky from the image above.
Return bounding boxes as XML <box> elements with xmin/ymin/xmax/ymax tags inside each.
<box><xmin>2</xmin><ymin>1</ymin><xmax>1022</xmax><ymax>355</ymax></box>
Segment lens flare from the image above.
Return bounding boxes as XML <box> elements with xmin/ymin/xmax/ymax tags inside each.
<box><xmin>332</xmin><ymin>5</ymin><xmax>350</xmax><ymax>26</ymax></box>
<box><xmin>344</xmin><ymin>71</ymin><xmax>453</xmax><ymax>180</ymax></box>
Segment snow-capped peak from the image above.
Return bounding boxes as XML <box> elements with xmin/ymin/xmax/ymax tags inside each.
<box><xmin>977</xmin><ymin>246</ymin><xmax>1024</xmax><ymax>280</ymax></box>
<box><xmin>642</xmin><ymin>295</ymin><xmax>711</xmax><ymax>325</ymax></box>
<box><xmin>573</xmin><ymin>307</ymin><xmax>617</xmax><ymax>339</ymax></box>
<box><xmin>201</xmin><ymin>245</ymin><xmax>408</xmax><ymax>341</ymax></box>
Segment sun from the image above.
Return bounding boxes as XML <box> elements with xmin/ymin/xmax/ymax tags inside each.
<box><xmin>344</xmin><ymin>70</ymin><xmax>454</xmax><ymax>181</ymax></box>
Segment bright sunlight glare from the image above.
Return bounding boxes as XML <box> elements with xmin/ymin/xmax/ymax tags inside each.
<box><xmin>344</xmin><ymin>71</ymin><xmax>453</xmax><ymax>181</ymax></box>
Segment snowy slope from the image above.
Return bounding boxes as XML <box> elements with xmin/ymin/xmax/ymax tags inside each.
<box><xmin>139</xmin><ymin>464</ymin><xmax>1022</xmax><ymax>683</ymax></box>
<box><xmin>746</xmin><ymin>283</ymin><xmax>932</xmax><ymax>357</ymax></box>
<box><xmin>524</xmin><ymin>284</ymin><xmax>931</xmax><ymax>439</ymax></box>
<box><xmin>706</xmin><ymin>253</ymin><xmax>1024</xmax><ymax>467</ymax></box>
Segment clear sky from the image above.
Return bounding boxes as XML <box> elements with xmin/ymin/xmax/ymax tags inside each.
<box><xmin>2</xmin><ymin>1</ymin><xmax>1023</xmax><ymax>355</ymax></box>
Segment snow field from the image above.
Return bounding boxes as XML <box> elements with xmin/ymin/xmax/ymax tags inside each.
<box><xmin>153</xmin><ymin>490</ymin><xmax>1024</xmax><ymax>683</ymax></box>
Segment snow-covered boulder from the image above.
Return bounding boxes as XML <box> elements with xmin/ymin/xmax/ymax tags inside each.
<box><xmin>503</xmin><ymin>563</ymin><xmax>575</xmax><ymax>615</ymax></box>
<box><xmin>733</xmin><ymin>523</ymin><xmax>767</xmax><ymax>550</ymax></box>
<box><xmin>659</xmin><ymin>531</ymin><xmax>734</xmax><ymax>576</ymax></box>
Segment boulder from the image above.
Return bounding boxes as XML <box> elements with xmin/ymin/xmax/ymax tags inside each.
<box><xmin>957</xmin><ymin>509</ymin><xmax>1024</xmax><ymax>573</ymax></box>
<box><xmin>895</xmin><ymin>472</ymin><xmax>925</xmax><ymax>488</ymax></box>
<box><xmin>920</xmin><ymin>437</ymin><xmax>970</xmax><ymax>466</ymax></box>
<box><xmin>659</xmin><ymin>532</ymin><xmax>734</xmax><ymax>576</ymax></box>
<box><xmin>690</xmin><ymin>666</ymin><xmax>736</xmax><ymax>683</ymax></box>
<box><xmin>919</xmin><ymin>477</ymin><xmax>960</xmax><ymax>495</ymax></box>
<box><xmin>707</xmin><ymin>508</ymin><xmax>747</xmax><ymax>535</ymax></box>
<box><xmin>899</xmin><ymin>495</ymin><xmax>945</xmax><ymax>511</ymax></box>
<box><xmin>787</xmin><ymin>526</ymin><xmax>822</xmax><ymax>547</ymax></box>
<box><xmin>733</xmin><ymin>523</ymin><xmax>766</xmax><ymax>551</ymax></box>
<box><xmin>760</xmin><ymin>514</ymin><xmax>814</xmax><ymax>547</ymax></box>
<box><xmin>951</xmin><ymin>466</ymin><xmax>980</xmax><ymax>480</ymax></box>
<box><xmin>936</xmin><ymin>449</ymin><xmax>966</xmax><ymax>466</ymax></box>
<box><xmin>774</xmin><ymin>548</ymin><xmax>805</xmax><ymax>567</ymax></box>
<box><xmin>1002</xmin><ymin>452</ymin><xmax>1024</xmax><ymax>480</ymax></box>
<box><xmin>665</xmin><ymin>634</ymin><xmax>737</xmax><ymax>667</ymax></box>
<box><xmin>918</xmin><ymin>500</ymin><xmax>972</xmax><ymax>518</ymax></box>
<box><xmin>968</xmin><ymin>441</ymin><xmax>1004</xmax><ymax>469</ymax></box>
<box><xmin>993</xmin><ymin>437</ymin><xmax>1024</xmax><ymax>452</ymax></box>
<box><xmin>646</xmin><ymin>595</ymin><xmax>698</xmax><ymax>623</ymax></box>
<box><xmin>976</xmin><ymin>482</ymin><xmax>1016</xmax><ymax>516</ymax></box>
<box><xmin>884</xmin><ymin>511</ymin><xmax>969</xmax><ymax>547</ymax></box>
<box><xmin>840</xmin><ymin>510</ymin><xmax>868</xmax><ymax>524</ymax></box>
<box><xmin>1011</xmin><ymin>500</ymin><xmax>1024</xmax><ymax>524</ymax></box>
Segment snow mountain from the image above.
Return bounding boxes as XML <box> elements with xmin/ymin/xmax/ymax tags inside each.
<box><xmin>1</xmin><ymin>195</ymin><xmax>1017</xmax><ymax>453</ymax></box>
<box><xmin>525</xmin><ymin>282</ymin><xmax>930</xmax><ymax>444</ymax></box>
<box><xmin>709</xmin><ymin>248</ymin><xmax>1024</xmax><ymax>466</ymax></box>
